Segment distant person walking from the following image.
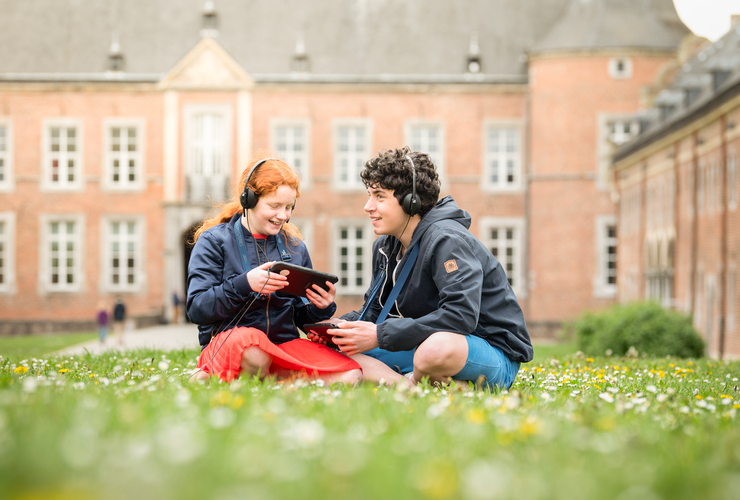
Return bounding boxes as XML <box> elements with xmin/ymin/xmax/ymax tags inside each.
<box><xmin>96</xmin><ymin>301</ymin><xmax>109</xmax><ymax>343</ymax></box>
<box><xmin>172</xmin><ymin>290</ymin><xmax>182</xmax><ymax>324</ymax></box>
<box><xmin>113</xmin><ymin>297</ymin><xmax>126</xmax><ymax>346</ymax></box>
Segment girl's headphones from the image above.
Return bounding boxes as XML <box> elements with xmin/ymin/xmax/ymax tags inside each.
<box><xmin>401</xmin><ymin>154</ymin><xmax>421</xmax><ymax>216</ymax></box>
<box><xmin>240</xmin><ymin>158</ymin><xmax>296</xmax><ymax>211</ymax></box>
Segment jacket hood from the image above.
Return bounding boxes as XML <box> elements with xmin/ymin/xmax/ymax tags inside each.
<box><xmin>409</xmin><ymin>196</ymin><xmax>471</xmax><ymax>247</ymax></box>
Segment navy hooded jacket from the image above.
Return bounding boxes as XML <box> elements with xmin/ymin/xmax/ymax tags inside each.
<box><xmin>187</xmin><ymin>214</ymin><xmax>336</xmax><ymax>348</ymax></box>
<box><xmin>341</xmin><ymin>196</ymin><xmax>533</xmax><ymax>363</ymax></box>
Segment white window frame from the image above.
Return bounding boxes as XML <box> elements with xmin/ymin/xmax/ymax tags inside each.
<box><xmin>41</xmin><ymin>119</ymin><xmax>84</xmax><ymax>192</ymax></box>
<box><xmin>0</xmin><ymin>212</ymin><xmax>16</xmax><ymax>294</ymax></box>
<box><xmin>0</xmin><ymin>119</ymin><xmax>14</xmax><ymax>193</ymax></box>
<box><xmin>333</xmin><ymin>120</ymin><xmax>372</xmax><ymax>191</ymax></box>
<box><xmin>288</xmin><ymin>217</ymin><xmax>313</xmax><ymax>256</ymax></box>
<box><xmin>594</xmin><ymin>215</ymin><xmax>618</xmax><ymax>298</ymax></box>
<box><xmin>728</xmin><ymin>148</ymin><xmax>738</xmax><ymax>211</ymax></box>
<box><xmin>271</xmin><ymin>119</ymin><xmax>311</xmax><ymax>189</ymax></box>
<box><xmin>101</xmin><ymin>215</ymin><xmax>146</xmax><ymax>292</ymax></box>
<box><xmin>331</xmin><ymin>218</ymin><xmax>374</xmax><ymax>295</ymax></box>
<box><xmin>479</xmin><ymin>217</ymin><xmax>526</xmax><ymax>298</ymax></box>
<box><xmin>39</xmin><ymin>214</ymin><xmax>85</xmax><ymax>293</ymax></box>
<box><xmin>483</xmin><ymin>121</ymin><xmax>523</xmax><ymax>192</ymax></box>
<box><xmin>608</xmin><ymin>57</ymin><xmax>633</xmax><ymax>79</ymax></box>
<box><xmin>405</xmin><ymin>120</ymin><xmax>445</xmax><ymax>180</ymax></box>
<box><xmin>102</xmin><ymin>118</ymin><xmax>145</xmax><ymax>191</ymax></box>
<box><xmin>183</xmin><ymin>104</ymin><xmax>233</xmax><ymax>204</ymax></box>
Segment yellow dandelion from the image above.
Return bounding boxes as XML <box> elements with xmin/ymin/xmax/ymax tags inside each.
<box><xmin>466</xmin><ymin>409</ymin><xmax>486</xmax><ymax>424</ymax></box>
<box><xmin>586</xmin><ymin>358</ymin><xmax>594</xmax><ymax>363</ymax></box>
<box><xmin>58</xmin><ymin>368</ymin><xmax>69</xmax><ymax>373</ymax></box>
<box><xmin>696</xmin><ymin>395</ymin><xmax>703</xmax><ymax>400</ymax></box>
<box><xmin>14</xmin><ymin>366</ymin><xmax>28</xmax><ymax>374</ymax></box>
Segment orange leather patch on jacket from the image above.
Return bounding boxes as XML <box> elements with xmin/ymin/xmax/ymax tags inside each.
<box><xmin>444</xmin><ymin>260</ymin><xmax>458</xmax><ymax>273</ymax></box>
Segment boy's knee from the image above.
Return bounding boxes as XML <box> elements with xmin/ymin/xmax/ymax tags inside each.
<box><xmin>414</xmin><ymin>332</ymin><xmax>461</xmax><ymax>373</ymax></box>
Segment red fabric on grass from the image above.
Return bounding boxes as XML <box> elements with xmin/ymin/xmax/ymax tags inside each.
<box><xmin>196</xmin><ymin>326</ymin><xmax>360</xmax><ymax>382</ymax></box>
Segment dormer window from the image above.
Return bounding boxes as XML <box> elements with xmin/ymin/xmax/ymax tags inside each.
<box><xmin>608</xmin><ymin>57</ymin><xmax>632</xmax><ymax>79</ymax></box>
<box><xmin>684</xmin><ymin>88</ymin><xmax>701</xmax><ymax>107</ymax></box>
<box><xmin>712</xmin><ymin>70</ymin><xmax>731</xmax><ymax>91</ymax></box>
<box><xmin>466</xmin><ymin>33</ymin><xmax>481</xmax><ymax>74</ymax></box>
<box><xmin>200</xmin><ymin>1</ymin><xmax>219</xmax><ymax>37</ymax></box>
<box><xmin>291</xmin><ymin>35</ymin><xmax>310</xmax><ymax>73</ymax></box>
<box><xmin>107</xmin><ymin>35</ymin><xmax>125</xmax><ymax>72</ymax></box>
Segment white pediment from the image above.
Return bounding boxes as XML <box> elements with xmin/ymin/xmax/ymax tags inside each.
<box><xmin>160</xmin><ymin>37</ymin><xmax>253</xmax><ymax>89</ymax></box>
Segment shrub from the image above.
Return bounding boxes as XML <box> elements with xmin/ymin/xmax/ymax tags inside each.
<box><xmin>572</xmin><ymin>301</ymin><xmax>704</xmax><ymax>358</ymax></box>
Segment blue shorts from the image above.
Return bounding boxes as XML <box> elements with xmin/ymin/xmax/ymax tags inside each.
<box><xmin>364</xmin><ymin>334</ymin><xmax>520</xmax><ymax>389</ymax></box>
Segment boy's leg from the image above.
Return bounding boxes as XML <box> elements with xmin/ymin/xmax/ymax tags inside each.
<box><xmin>411</xmin><ymin>332</ymin><xmax>468</xmax><ymax>384</ymax></box>
<box><xmin>351</xmin><ymin>353</ymin><xmax>414</xmax><ymax>387</ymax></box>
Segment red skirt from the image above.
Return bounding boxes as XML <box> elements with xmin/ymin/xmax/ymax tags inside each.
<box><xmin>196</xmin><ymin>326</ymin><xmax>361</xmax><ymax>382</ymax></box>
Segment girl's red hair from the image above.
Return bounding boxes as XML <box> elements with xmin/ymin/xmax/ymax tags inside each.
<box><xmin>192</xmin><ymin>157</ymin><xmax>302</xmax><ymax>245</ymax></box>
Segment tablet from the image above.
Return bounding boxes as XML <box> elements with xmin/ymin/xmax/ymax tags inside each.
<box><xmin>268</xmin><ymin>262</ymin><xmax>339</xmax><ymax>298</ymax></box>
<box><xmin>303</xmin><ymin>322</ymin><xmax>340</xmax><ymax>350</ymax></box>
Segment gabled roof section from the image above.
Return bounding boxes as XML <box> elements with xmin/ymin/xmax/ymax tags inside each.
<box><xmin>531</xmin><ymin>0</ymin><xmax>690</xmax><ymax>54</ymax></box>
<box><xmin>160</xmin><ymin>37</ymin><xmax>253</xmax><ymax>90</ymax></box>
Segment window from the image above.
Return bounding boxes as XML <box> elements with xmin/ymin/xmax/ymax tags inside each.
<box><xmin>598</xmin><ymin>115</ymin><xmax>640</xmax><ymax>189</ymax></box>
<box><xmin>728</xmin><ymin>149</ymin><xmax>737</xmax><ymax>211</ymax></box>
<box><xmin>333</xmin><ymin>220</ymin><xmax>373</xmax><ymax>295</ymax></box>
<box><xmin>484</xmin><ymin>124</ymin><xmax>522</xmax><ymax>191</ymax></box>
<box><xmin>184</xmin><ymin>105</ymin><xmax>232</xmax><ymax>204</ymax></box>
<box><xmin>480</xmin><ymin>217</ymin><xmax>525</xmax><ymax>297</ymax></box>
<box><xmin>0</xmin><ymin>120</ymin><xmax>13</xmax><ymax>192</ymax></box>
<box><xmin>334</xmin><ymin>121</ymin><xmax>370</xmax><ymax>190</ymax></box>
<box><xmin>41</xmin><ymin>215</ymin><xmax>84</xmax><ymax>292</ymax></box>
<box><xmin>608</xmin><ymin>57</ymin><xmax>632</xmax><ymax>79</ymax></box>
<box><xmin>0</xmin><ymin>213</ymin><xmax>15</xmax><ymax>293</ymax></box>
<box><xmin>104</xmin><ymin>120</ymin><xmax>144</xmax><ymax>190</ymax></box>
<box><xmin>103</xmin><ymin>217</ymin><xmax>144</xmax><ymax>291</ymax></box>
<box><xmin>708</xmin><ymin>159</ymin><xmax>717</xmax><ymax>214</ymax></box>
<box><xmin>272</xmin><ymin>120</ymin><xmax>310</xmax><ymax>185</ymax></box>
<box><xmin>594</xmin><ymin>216</ymin><xmax>617</xmax><ymax>298</ymax></box>
<box><xmin>406</xmin><ymin>122</ymin><xmax>445</xmax><ymax>176</ymax></box>
<box><xmin>42</xmin><ymin>120</ymin><xmax>83</xmax><ymax>191</ymax></box>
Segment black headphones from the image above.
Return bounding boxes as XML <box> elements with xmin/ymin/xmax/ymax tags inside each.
<box><xmin>401</xmin><ymin>154</ymin><xmax>421</xmax><ymax>216</ymax></box>
<box><xmin>240</xmin><ymin>158</ymin><xmax>296</xmax><ymax>212</ymax></box>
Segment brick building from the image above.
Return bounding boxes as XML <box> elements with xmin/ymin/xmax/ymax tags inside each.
<box><xmin>613</xmin><ymin>23</ymin><xmax>740</xmax><ymax>359</ymax></box>
<box><xmin>0</xmin><ymin>0</ymin><xmax>692</xmax><ymax>336</ymax></box>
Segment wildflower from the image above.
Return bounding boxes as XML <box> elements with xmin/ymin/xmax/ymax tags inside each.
<box><xmin>599</xmin><ymin>393</ymin><xmax>615</xmax><ymax>403</ymax></box>
<box><xmin>466</xmin><ymin>409</ymin><xmax>486</xmax><ymax>424</ymax></box>
<box><xmin>14</xmin><ymin>366</ymin><xmax>28</xmax><ymax>374</ymax></box>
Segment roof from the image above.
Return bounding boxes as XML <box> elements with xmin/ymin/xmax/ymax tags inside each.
<box><xmin>0</xmin><ymin>0</ymin><xmax>687</xmax><ymax>84</ymax></box>
<box><xmin>531</xmin><ymin>0</ymin><xmax>689</xmax><ymax>54</ymax></box>
<box><xmin>614</xmin><ymin>23</ymin><xmax>740</xmax><ymax>162</ymax></box>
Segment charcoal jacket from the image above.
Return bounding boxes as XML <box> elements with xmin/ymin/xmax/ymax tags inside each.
<box><xmin>187</xmin><ymin>214</ymin><xmax>336</xmax><ymax>348</ymax></box>
<box><xmin>341</xmin><ymin>196</ymin><xmax>533</xmax><ymax>363</ymax></box>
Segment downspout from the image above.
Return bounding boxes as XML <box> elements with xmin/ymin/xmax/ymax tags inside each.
<box><xmin>523</xmin><ymin>84</ymin><xmax>532</xmax><ymax>320</ymax></box>
<box><xmin>689</xmin><ymin>131</ymin><xmax>699</xmax><ymax>317</ymax></box>
<box><xmin>719</xmin><ymin>114</ymin><xmax>728</xmax><ymax>359</ymax></box>
<box><xmin>672</xmin><ymin>141</ymin><xmax>680</xmax><ymax>308</ymax></box>
<box><xmin>639</xmin><ymin>162</ymin><xmax>648</xmax><ymax>299</ymax></box>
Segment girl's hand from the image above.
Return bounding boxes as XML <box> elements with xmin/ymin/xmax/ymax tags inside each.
<box><xmin>305</xmin><ymin>281</ymin><xmax>336</xmax><ymax>309</ymax></box>
<box><xmin>246</xmin><ymin>261</ymin><xmax>288</xmax><ymax>294</ymax></box>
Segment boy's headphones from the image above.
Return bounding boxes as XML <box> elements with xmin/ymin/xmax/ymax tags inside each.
<box><xmin>402</xmin><ymin>155</ymin><xmax>421</xmax><ymax>216</ymax></box>
<box><xmin>240</xmin><ymin>158</ymin><xmax>296</xmax><ymax>211</ymax></box>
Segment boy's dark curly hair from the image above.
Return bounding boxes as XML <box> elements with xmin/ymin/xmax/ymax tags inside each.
<box><xmin>361</xmin><ymin>147</ymin><xmax>441</xmax><ymax>216</ymax></box>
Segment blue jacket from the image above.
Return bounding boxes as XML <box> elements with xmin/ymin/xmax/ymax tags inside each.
<box><xmin>187</xmin><ymin>214</ymin><xmax>336</xmax><ymax>348</ymax></box>
<box><xmin>341</xmin><ymin>196</ymin><xmax>533</xmax><ymax>363</ymax></box>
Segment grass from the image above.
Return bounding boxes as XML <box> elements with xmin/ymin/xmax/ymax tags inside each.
<box><xmin>1</xmin><ymin>344</ymin><xmax>739</xmax><ymax>500</ymax></box>
<box><xmin>0</xmin><ymin>331</ymin><xmax>96</xmax><ymax>361</ymax></box>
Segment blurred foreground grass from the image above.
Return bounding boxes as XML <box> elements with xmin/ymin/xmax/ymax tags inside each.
<box><xmin>1</xmin><ymin>343</ymin><xmax>739</xmax><ymax>500</ymax></box>
<box><xmin>0</xmin><ymin>332</ymin><xmax>96</xmax><ymax>361</ymax></box>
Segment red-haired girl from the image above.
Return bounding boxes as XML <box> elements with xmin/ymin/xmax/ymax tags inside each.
<box><xmin>186</xmin><ymin>158</ymin><xmax>361</xmax><ymax>384</ymax></box>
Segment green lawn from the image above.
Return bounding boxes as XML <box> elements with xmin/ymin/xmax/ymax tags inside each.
<box><xmin>0</xmin><ymin>331</ymin><xmax>96</xmax><ymax>361</ymax></box>
<box><xmin>1</xmin><ymin>345</ymin><xmax>738</xmax><ymax>500</ymax></box>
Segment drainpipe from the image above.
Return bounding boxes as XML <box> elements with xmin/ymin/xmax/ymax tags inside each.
<box><xmin>689</xmin><ymin>131</ymin><xmax>699</xmax><ymax>318</ymax></box>
<box><xmin>639</xmin><ymin>162</ymin><xmax>648</xmax><ymax>299</ymax></box>
<box><xmin>719</xmin><ymin>114</ymin><xmax>728</xmax><ymax>360</ymax></box>
<box><xmin>672</xmin><ymin>141</ymin><xmax>680</xmax><ymax>308</ymax></box>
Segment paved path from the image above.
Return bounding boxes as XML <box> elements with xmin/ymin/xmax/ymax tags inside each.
<box><xmin>56</xmin><ymin>323</ymin><xmax>200</xmax><ymax>356</ymax></box>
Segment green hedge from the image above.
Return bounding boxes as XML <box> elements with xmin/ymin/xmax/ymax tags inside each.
<box><xmin>571</xmin><ymin>301</ymin><xmax>705</xmax><ymax>358</ymax></box>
